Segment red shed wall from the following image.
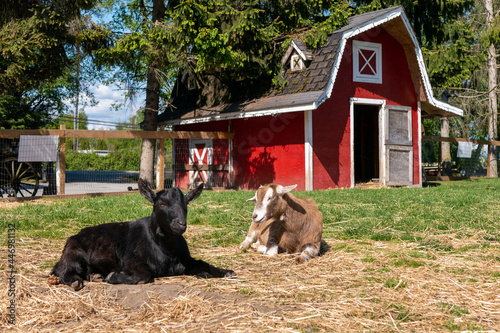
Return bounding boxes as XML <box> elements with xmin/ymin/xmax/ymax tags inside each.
<box><xmin>174</xmin><ymin>113</ymin><xmax>306</xmax><ymax>190</ymax></box>
<box><xmin>312</xmin><ymin>28</ymin><xmax>420</xmax><ymax>189</ymax></box>
<box><xmin>232</xmin><ymin>113</ymin><xmax>305</xmax><ymax>190</ymax></box>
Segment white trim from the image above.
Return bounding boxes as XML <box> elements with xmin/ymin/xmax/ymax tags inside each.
<box><xmin>353</xmin><ymin>40</ymin><xmax>382</xmax><ymax>84</ymax></box>
<box><xmin>350</xmin><ymin>98</ymin><xmax>386</xmax><ymax>188</ymax></box>
<box><xmin>417</xmin><ymin>101</ymin><xmax>422</xmax><ymax>186</ymax></box>
<box><xmin>304</xmin><ymin>110</ymin><xmax>314</xmax><ymax>191</ymax></box>
<box><xmin>319</xmin><ymin>9</ymin><xmax>402</xmax><ymax>105</ymax></box>
<box><xmin>291</xmin><ymin>40</ymin><xmax>312</xmax><ymax>61</ymax></box>
<box><xmin>164</xmin><ymin>102</ymin><xmax>317</xmax><ymax>126</ymax></box>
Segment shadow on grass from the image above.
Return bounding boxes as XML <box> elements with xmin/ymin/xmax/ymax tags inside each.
<box><xmin>319</xmin><ymin>239</ymin><xmax>331</xmax><ymax>256</ymax></box>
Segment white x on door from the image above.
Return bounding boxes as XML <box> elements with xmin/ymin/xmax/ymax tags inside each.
<box><xmin>189</xmin><ymin>139</ymin><xmax>213</xmax><ymax>187</ymax></box>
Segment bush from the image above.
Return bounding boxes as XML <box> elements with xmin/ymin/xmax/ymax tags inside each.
<box><xmin>66</xmin><ymin>148</ymin><xmax>141</xmax><ymax>171</ymax></box>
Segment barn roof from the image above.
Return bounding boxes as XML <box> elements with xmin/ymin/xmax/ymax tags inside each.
<box><xmin>159</xmin><ymin>6</ymin><xmax>462</xmax><ymax>126</ymax></box>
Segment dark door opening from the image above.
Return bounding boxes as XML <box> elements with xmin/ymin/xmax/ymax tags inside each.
<box><xmin>354</xmin><ymin>105</ymin><xmax>380</xmax><ymax>183</ymax></box>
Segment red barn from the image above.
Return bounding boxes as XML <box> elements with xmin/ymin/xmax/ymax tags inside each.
<box><xmin>159</xmin><ymin>6</ymin><xmax>462</xmax><ymax>190</ymax></box>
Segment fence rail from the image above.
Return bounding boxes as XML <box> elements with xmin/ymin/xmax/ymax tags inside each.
<box><xmin>0</xmin><ymin>126</ymin><xmax>233</xmax><ymax>199</ymax></box>
<box><xmin>422</xmin><ymin>136</ymin><xmax>500</xmax><ymax>146</ymax></box>
<box><xmin>0</xmin><ymin>129</ymin><xmax>234</xmax><ymax>139</ymax></box>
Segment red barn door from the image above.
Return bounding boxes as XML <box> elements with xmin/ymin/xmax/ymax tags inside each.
<box><xmin>189</xmin><ymin>139</ymin><xmax>213</xmax><ymax>187</ymax></box>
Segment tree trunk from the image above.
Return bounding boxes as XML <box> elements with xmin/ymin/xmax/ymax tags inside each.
<box><xmin>486</xmin><ymin>0</ymin><xmax>498</xmax><ymax>178</ymax></box>
<box><xmin>139</xmin><ymin>0</ymin><xmax>165</xmax><ymax>185</ymax></box>
<box><xmin>140</xmin><ymin>64</ymin><xmax>160</xmax><ymax>185</ymax></box>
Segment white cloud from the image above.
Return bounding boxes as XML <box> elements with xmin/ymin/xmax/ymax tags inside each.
<box><xmin>73</xmin><ymin>84</ymin><xmax>144</xmax><ymax>130</ymax></box>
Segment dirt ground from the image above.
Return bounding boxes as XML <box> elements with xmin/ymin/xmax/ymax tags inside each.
<box><xmin>1</xmin><ymin>229</ymin><xmax>500</xmax><ymax>332</ymax></box>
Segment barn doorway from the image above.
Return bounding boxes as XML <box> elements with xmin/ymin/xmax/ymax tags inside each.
<box><xmin>354</xmin><ymin>104</ymin><xmax>380</xmax><ymax>184</ymax></box>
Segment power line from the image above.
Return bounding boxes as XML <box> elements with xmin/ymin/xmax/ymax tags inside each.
<box><xmin>58</xmin><ymin>115</ymin><xmax>141</xmax><ymax>129</ymax></box>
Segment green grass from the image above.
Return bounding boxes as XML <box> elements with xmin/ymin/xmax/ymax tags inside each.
<box><xmin>1</xmin><ymin>178</ymin><xmax>500</xmax><ymax>248</ymax></box>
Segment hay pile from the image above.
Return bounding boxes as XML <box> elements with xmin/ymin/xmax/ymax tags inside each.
<box><xmin>1</xmin><ymin>230</ymin><xmax>499</xmax><ymax>332</ymax></box>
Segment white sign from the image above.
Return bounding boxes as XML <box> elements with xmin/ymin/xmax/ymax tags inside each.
<box><xmin>18</xmin><ymin>135</ymin><xmax>58</xmax><ymax>162</ymax></box>
<box><xmin>457</xmin><ymin>142</ymin><xmax>473</xmax><ymax>158</ymax></box>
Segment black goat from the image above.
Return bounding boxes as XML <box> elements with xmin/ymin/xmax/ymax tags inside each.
<box><xmin>48</xmin><ymin>179</ymin><xmax>235</xmax><ymax>290</ymax></box>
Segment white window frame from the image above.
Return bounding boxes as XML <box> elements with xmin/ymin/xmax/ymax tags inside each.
<box><xmin>353</xmin><ymin>40</ymin><xmax>382</xmax><ymax>84</ymax></box>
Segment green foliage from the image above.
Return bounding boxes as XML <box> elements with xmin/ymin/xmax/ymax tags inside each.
<box><xmin>66</xmin><ymin>139</ymin><xmax>142</xmax><ymax>171</ymax></box>
<box><xmin>352</xmin><ymin>0</ymin><xmax>474</xmax><ymax>47</ymax></box>
<box><xmin>101</xmin><ymin>0</ymin><xmax>353</xmax><ymax>94</ymax></box>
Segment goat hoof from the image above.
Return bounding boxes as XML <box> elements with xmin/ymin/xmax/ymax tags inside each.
<box><xmin>224</xmin><ymin>270</ymin><xmax>236</xmax><ymax>277</ymax></box>
<box><xmin>71</xmin><ymin>280</ymin><xmax>83</xmax><ymax>291</ymax></box>
<box><xmin>104</xmin><ymin>272</ymin><xmax>115</xmax><ymax>282</ymax></box>
<box><xmin>90</xmin><ymin>273</ymin><xmax>105</xmax><ymax>282</ymax></box>
<box><xmin>47</xmin><ymin>274</ymin><xmax>59</xmax><ymax>286</ymax></box>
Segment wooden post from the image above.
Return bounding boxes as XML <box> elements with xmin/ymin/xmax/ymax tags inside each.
<box><xmin>58</xmin><ymin>125</ymin><xmax>66</xmax><ymax>195</ymax></box>
<box><xmin>437</xmin><ymin>141</ymin><xmax>442</xmax><ymax>177</ymax></box>
<box><xmin>157</xmin><ymin>126</ymin><xmax>165</xmax><ymax>190</ymax></box>
<box><xmin>487</xmin><ymin>145</ymin><xmax>491</xmax><ymax>178</ymax></box>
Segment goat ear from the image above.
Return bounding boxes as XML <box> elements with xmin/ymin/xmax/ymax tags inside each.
<box><xmin>246</xmin><ymin>194</ymin><xmax>257</xmax><ymax>202</ymax></box>
<box><xmin>138</xmin><ymin>178</ymin><xmax>156</xmax><ymax>204</ymax></box>
<box><xmin>276</xmin><ymin>184</ymin><xmax>297</xmax><ymax>195</ymax></box>
<box><xmin>185</xmin><ymin>183</ymin><xmax>203</xmax><ymax>204</ymax></box>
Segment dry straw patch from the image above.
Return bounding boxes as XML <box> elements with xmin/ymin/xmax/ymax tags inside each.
<box><xmin>1</xmin><ymin>230</ymin><xmax>499</xmax><ymax>332</ymax></box>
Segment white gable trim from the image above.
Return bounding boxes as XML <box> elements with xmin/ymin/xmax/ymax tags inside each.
<box><xmin>291</xmin><ymin>40</ymin><xmax>313</xmax><ymax>61</ymax></box>
<box><xmin>317</xmin><ymin>9</ymin><xmax>402</xmax><ymax>105</ymax></box>
<box><xmin>317</xmin><ymin>7</ymin><xmax>462</xmax><ymax>117</ymax></box>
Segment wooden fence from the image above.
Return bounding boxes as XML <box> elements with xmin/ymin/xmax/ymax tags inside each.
<box><xmin>0</xmin><ymin>125</ymin><xmax>234</xmax><ymax>196</ymax></box>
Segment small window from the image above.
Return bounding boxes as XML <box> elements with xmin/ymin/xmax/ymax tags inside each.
<box><xmin>353</xmin><ymin>40</ymin><xmax>382</xmax><ymax>84</ymax></box>
<box><xmin>291</xmin><ymin>54</ymin><xmax>304</xmax><ymax>72</ymax></box>
<box><xmin>187</xmin><ymin>75</ymin><xmax>196</xmax><ymax>90</ymax></box>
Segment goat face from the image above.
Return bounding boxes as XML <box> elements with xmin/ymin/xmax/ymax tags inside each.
<box><xmin>139</xmin><ymin>179</ymin><xmax>203</xmax><ymax>235</ymax></box>
<box><xmin>247</xmin><ymin>184</ymin><xmax>297</xmax><ymax>223</ymax></box>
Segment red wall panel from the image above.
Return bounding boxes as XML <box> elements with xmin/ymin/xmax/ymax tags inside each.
<box><xmin>174</xmin><ymin>114</ymin><xmax>306</xmax><ymax>190</ymax></box>
<box><xmin>232</xmin><ymin>113</ymin><xmax>305</xmax><ymax>190</ymax></box>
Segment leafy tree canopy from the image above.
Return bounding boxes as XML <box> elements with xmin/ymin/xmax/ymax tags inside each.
<box><xmin>0</xmin><ymin>0</ymin><xmax>110</xmax><ymax>129</ymax></box>
<box><xmin>98</xmin><ymin>0</ymin><xmax>353</xmax><ymax>96</ymax></box>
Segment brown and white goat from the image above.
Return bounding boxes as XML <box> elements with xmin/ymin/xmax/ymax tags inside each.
<box><xmin>240</xmin><ymin>184</ymin><xmax>323</xmax><ymax>263</ymax></box>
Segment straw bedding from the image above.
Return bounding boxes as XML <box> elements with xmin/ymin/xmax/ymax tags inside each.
<box><xmin>1</xmin><ymin>228</ymin><xmax>499</xmax><ymax>332</ymax></box>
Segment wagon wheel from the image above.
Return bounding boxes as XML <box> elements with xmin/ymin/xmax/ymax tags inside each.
<box><xmin>0</xmin><ymin>157</ymin><xmax>39</xmax><ymax>197</ymax></box>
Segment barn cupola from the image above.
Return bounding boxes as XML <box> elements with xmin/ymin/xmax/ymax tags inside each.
<box><xmin>282</xmin><ymin>39</ymin><xmax>313</xmax><ymax>72</ymax></box>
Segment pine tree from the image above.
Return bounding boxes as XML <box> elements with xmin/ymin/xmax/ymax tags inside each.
<box><xmin>0</xmin><ymin>0</ymin><xmax>108</xmax><ymax>129</ymax></box>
